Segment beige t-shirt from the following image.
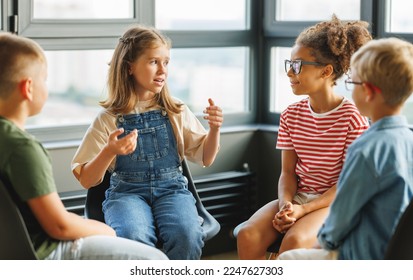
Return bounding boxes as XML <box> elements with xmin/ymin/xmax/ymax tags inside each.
<box><xmin>71</xmin><ymin>99</ymin><xmax>208</xmax><ymax>181</ymax></box>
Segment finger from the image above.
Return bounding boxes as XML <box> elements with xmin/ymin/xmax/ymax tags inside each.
<box><xmin>124</xmin><ymin>129</ymin><xmax>138</xmax><ymax>140</ymax></box>
<box><xmin>110</xmin><ymin>128</ymin><xmax>124</xmax><ymax>140</ymax></box>
<box><xmin>281</xmin><ymin>222</ymin><xmax>295</xmax><ymax>232</ymax></box>
<box><xmin>206</xmin><ymin>119</ymin><xmax>223</xmax><ymax>128</ymax></box>
<box><xmin>208</xmin><ymin>98</ymin><xmax>215</xmax><ymax>106</ymax></box>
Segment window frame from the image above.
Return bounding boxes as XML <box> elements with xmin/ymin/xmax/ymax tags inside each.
<box><xmin>8</xmin><ymin>0</ymin><xmax>260</xmax><ymax>142</ymax></box>
<box><xmin>376</xmin><ymin>0</ymin><xmax>413</xmax><ymax>41</ymax></box>
<box><xmin>1</xmin><ymin>0</ymin><xmax>7</xmax><ymax>32</ymax></box>
<box><xmin>17</xmin><ymin>0</ymin><xmax>153</xmax><ymax>38</ymax></box>
<box><xmin>263</xmin><ymin>0</ymin><xmax>374</xmax><ymax>37</ymax></box>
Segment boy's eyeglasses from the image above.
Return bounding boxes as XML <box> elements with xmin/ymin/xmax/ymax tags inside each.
<box><xmin>284</xmin><ymin>59</ymin><xmax>325</xmax><ymax>75</ymax></box>
<box><xmin>344</xmin><ymin>79</ymin><xmax>364</xmax><ymax>91</ymax></box>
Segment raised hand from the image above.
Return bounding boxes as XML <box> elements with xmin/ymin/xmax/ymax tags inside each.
<box><xmin>203</xmin><ymin>98</ymin><xmax>223</xmax><ymax>129</ymax></box>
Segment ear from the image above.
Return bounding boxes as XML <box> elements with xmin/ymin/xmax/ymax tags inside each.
<box><xmin>363</xmin><ymin>83</ymin><xmax>375</xmax><ymax>102</ymax></box>
<box><xmin>18</xmin><ymin>78</ymin><xmax>33</xmax><ymax>101</ymax></box>
<box><xmin>321</xmin><ymin>64</ymin><xmax>334</xmax><ymax>78</ymax></box>
<box><xmin>127</xmin><ymin>62</ymin><xmax>133</xmax><ymax>75</ymax></box>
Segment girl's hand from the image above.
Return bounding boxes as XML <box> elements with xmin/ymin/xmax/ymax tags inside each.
<box><xmin>106</xmin><ymin>128</ymin><xmax>138</xmax><ymax>155</ymax></box>
<box><xmin>287</xmin><ymin>204</ymin><xmax>307</xmax><ymax>221</ymax></box>
<box><xmin>203</xmin><ymin>98</ymin><xmax>223</xmax><ymax>129</ymax></box>
<box><xmin>273</xmin><ymin>201</ymin><xmax>296</xmax><ymax>233</ymax></box>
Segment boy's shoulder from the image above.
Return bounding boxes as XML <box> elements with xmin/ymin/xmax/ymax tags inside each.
<box><xmin>0</xmin><ymin>118</ymin><xmax>34</xmax><ymax>146</ymax></box>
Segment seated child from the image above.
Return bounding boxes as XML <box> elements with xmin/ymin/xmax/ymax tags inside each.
<box><xmin>0</xmin><ymin>32</ymin><xmax>168</xmax><ymax>260</ymax></box>
<box><xmin>279</xmin><ymin>37</ymin><xmax>413</xmax><ymax>260</ymax></box>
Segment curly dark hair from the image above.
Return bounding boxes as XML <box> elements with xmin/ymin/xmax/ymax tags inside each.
<box><xmin>296</xmin><ymin>14</ymin><xmax>372</xmax><ymax>84</ymax></box>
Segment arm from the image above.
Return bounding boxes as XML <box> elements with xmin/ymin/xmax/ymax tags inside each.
<box><xmin>277</xmin><ymin>149</ymin><xmax>299</xmax><ymax>208</ymax></box>
<box><xmin>290</xmin><ymin>184</ymin><xmax>337</xmax><ymax>220</ymax></box>
<box><xmin>202</xmin><ymin>98</ymin><xmax>223</xmax><ymax>166</ymax></box>
<box><xmin>272</xmin><ymin>149</ymin><xmax>299</xmax><ymax>232</ymax></box>
<box><xmin>28</xmin><ymin>192</ymin><xmax>115</xmax><ymax>240</ymax></box>
<box><xmin>77</xmin><ymin>128</ymin><xmax>137</xmax><ymax>189</ymax></box>
<box><xmin>318</xmin><ymin>151</ymin><xmax>374</xmax><ymax>250</ymax></box>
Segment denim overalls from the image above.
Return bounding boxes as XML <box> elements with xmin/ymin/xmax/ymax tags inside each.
<box><xmin>102</xmin><ymin>109</ymin><xmax>205</xmax><ymax>260</ymax></box>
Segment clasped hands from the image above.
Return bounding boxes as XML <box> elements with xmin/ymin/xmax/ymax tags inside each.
<box><xmin>272</xmin><ymin>201</ymin><xmax>297</xmax><ymax>234</ymax></box>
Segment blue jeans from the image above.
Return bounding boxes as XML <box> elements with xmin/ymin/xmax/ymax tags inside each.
<box><xmin>45</xmin><ymin>235</ymin><xmax>168</xmax><ymax>260</ymax></box>
<box><xmin>103</xmin><ymin>110</ymin><xmax>205</xmax><ymax>260</ymax></box>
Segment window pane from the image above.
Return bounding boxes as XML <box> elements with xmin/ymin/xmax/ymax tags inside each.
<box><xmin>387</xmin><ymin>0</ymin><xmax>413</xmax><ymax>33</ymax></box>
<box><xmin>27</xmin><ymin>50</ymin><xmax>113</xmax><ymax>128</ymax></box>
<box><xmin>277</xmin><ymin>0</ymin><xmax>360</xmax><ymax>21</ymax></box>
<box><xmin>270</xmin><ymin>47</ymin><xmax>349</xmax><ymax>113</ymax></box>
<box><xmin>272</xmin><ymin>47</ymin><xmax>413</xmax><ymax>122</ymax></box>
<box><xmin>156</xmin><ymin>0</ymin><xmax>247</xmax><ymax>30</ymax></box>
<box><xmin>33</xmin><ymin>0</ymin><xmax>134</xmax><ymax>19</ymax></box>
<box><xmin>169</xmin><ymin>47</ymin><xmax>248</xmax><ymax>113</ymax></box>
<box><xmin>28</xmin><ymin>47</ymin><xmax>248</xmax><ymax>128</ymax></box>
<box><xmin>402</xmin><ymin>96</ymin><xmax>413</xmax><ymax>124</ymax></box>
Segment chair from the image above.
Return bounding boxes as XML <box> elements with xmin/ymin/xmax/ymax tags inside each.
<box><xmin>84</xmin><ymin>159</ymin><xmax>221</xmax><ymax>242</ymax></box>
<box><xmin>384</xmin><ymin>198</ymin><xmax>413</xmax><ymax>260</ymax></box>
<box><xmin>0</xmin><ymin>178</ymin><xmax>38</xmax><ymax>260</ymax></box>
<box><xmin>233</xmin><ymin>220</ymin><xmax>284</xmax><ymax>259</ymax></box>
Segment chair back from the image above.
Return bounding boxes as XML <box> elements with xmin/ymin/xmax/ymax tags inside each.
<box><xmin>182</xmin><ymin>159</ymin><xmax>221</xmax><ymax>241</ymax></box>
<box><xmin>0</xmin><ymin>178</ymin><xmax>38</xmax><ymax>260</ymax></box>
<box><xmin>385</xmin><ymin>198</ymin><xmax>413</xmax><ymax>260</ymax></box>
<box><xmin>84</xmin><ymin>172</ymin><xmax>110</xmax><ymax>222</ymax></box>
<box><xmin>84</xmin><ymin>159</ymin><xmax>220</xmax><ymax>241</ymax></box>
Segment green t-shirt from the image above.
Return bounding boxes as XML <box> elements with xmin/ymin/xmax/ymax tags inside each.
<box><xmin>0</xmin><ymin>117</ymin><xmax>59</xmax><ymax>259</ymax></box>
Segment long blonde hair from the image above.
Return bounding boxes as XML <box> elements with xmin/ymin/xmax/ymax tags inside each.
<box><xmin>101</xmin><ymin>25</ymin><xmax>183</xmax><ymax>114</ymax></box>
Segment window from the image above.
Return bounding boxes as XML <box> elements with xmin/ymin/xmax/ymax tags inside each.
<box><xmin>381</xmin><ymin>0</ymin><xmax>413</xmax><ymax>123</ymax></box>
<box><xmin>33</xmin><ymin>0</ymin><xmax>134</xmax><ymax>20</ymax></box>
<box><xmin>27</xmin><ymin>47</ymin><xmax>249</xmax><ymax>128</ymax></box>
<box><xmin>276</xmin><ymin>0</ymin><xmax>359</xmax><ymax>21</ymax></box>
<box><xmin>27</xmin><ymin>50</ymin><xmax>113</xmax><ymax>128</ymax></box>
<box><xmin>155</xmin><ymin>0</ymin><xmax>252</xmax><ymax>120</ymax></box>
<box><xmin>11</xmin><ymin>0</ymin><xmax>256</xmax><ymax>140</ymax></box>
<box><xmin>156</xmin><ymin>0</ymin><xmax>247</xmax><ymax>30</ymax></box>
<box><xmin>263</xmin><ymin>0</ymin><xmax>368</xmax><ymax>37</ymax></box>
<box><xmin>18</xmin><ymin>0</ymin><xmax>143</xmax><ymax>38</ymax></box>
<box><xmin>385</xmin><ymin>0</ymin><xmax>413</xmax><ymax>33</ymax></box>
<box><xmin>0</xmin><ymin>1</ymin><xmax>5</xmax><ymax>32</ymax></box>
<box><xmin>169</xmin><ymin>47</ymin><xmax>248</xmax><ymax>113</ymax></box>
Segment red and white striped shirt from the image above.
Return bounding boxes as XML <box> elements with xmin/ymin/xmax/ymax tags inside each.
<box><xmin>276</xmin><ymin>97</ymin><xmax>369</xmax><ymax>194</ymax></box>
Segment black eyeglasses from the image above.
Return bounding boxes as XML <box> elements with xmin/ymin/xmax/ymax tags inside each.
<box><xmin>344</xmin><ymin>79</ymin><xmax>364</xmax><ymax>91</ymax></box>
<box><xmin>284</xmin><ymin>59</ymin><xmax>325</xmax><ymax>75</ymax></box>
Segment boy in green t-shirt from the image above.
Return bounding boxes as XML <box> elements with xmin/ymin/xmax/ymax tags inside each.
<box><xmin>0</xmin><ymin>32</ymin><xmax>167</xmax><ymax>260</ymax></box>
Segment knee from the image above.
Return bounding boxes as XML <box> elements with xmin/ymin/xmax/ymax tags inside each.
<box><xmin>115</xmin><ymin>226</ymin><xmax>156</xmax><ymax>246</ymax></box>
<box><xmin>161</xmin><ymin>226</ymin><xmax>204</xmax><ymax>260</ymax></box>
<box><xmin>237</xmin><ymin>225</ymin><xmax>262</xmax><ymax>246</ymax></box>
<box><xmin>163</xmin><ymin>223</ymin><xmax>204</xmax><ymax>249</ymax></box>
<box><xmin>280</xmin><ymin>231</ymin><xmax>313</xmax><ymax>252</ymax></box>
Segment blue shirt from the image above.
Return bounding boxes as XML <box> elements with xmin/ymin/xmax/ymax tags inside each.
<box><xmin>317</xmin><ymin>115</ymin><xmax>413</xmax><ymax>259</ymax></box>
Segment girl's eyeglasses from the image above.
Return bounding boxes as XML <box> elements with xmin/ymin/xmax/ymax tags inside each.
<box><xmin>284</xmin><ymin>59</ymin><xmax>325</xmax><ymax>75</ymax></box>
